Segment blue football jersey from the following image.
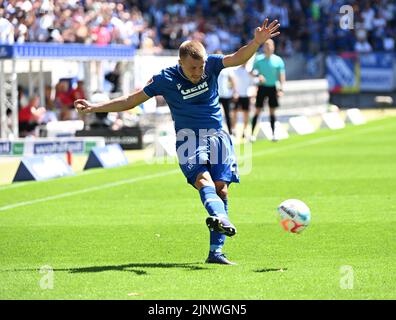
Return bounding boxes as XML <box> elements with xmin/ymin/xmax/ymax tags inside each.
<box><xmin>143</xmin><ymin>54</ymin><xmax>225</xmax><ymax>133</ymax></box>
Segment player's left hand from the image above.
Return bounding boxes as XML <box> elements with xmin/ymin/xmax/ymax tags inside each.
<box><xmin>254</xmin><ymin>18</ymin><xmax>281</xmax><ymax>45</ymax></box>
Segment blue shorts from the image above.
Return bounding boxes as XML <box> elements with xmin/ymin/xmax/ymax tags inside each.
<box><xmin>176</xmin><ymin>129</ymin><xmax>240</xmax><ymax>186</ymax></box>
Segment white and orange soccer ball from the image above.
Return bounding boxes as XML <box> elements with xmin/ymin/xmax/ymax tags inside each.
<box><xmin>277</xmin><ymin>199</ymin><xmax>311</xmax><ymax>234</ymax></box>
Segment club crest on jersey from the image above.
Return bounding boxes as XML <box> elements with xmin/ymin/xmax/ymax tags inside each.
<box><xmin>177</xmin><ymin>84</ymin><xmax>182</xmax><ymax>90</ymax></box>
<box><xmin>180</xmin><ymin>81</ymin><xmax>209</xmax><ymax>100</ymax></box>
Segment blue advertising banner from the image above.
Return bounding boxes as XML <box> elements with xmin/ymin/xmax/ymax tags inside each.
<box><xmin>0</xmin><ymin>45</ymin><xmax>13</xmax><ymax>59</ymax></box>
<box><xmin>326</xmin><ymin>52</ymin><xmax>395</xmax><ymax>93</ymax></box>
<box><xmin>13</xmin><ymin>155</ymin><xmax>74</xmax><ymax>182</ymax></box>
<box><xmin>33</xmin><ymin>141</ymin><xmax>84</xmax><ymax>155</ymax></box>
<box><xmin>326</xmin><ymin>53</ymin><xmax>360</xmax><ymax>93</ymax></box>
<box><xmin>0</xmin><ymin>142</ymin><xmax>11</xmax><ymax>155</ymax></box>
<box><xmin>360</xmin><ymin>53</ymin><xmax>395</xmax><ymax>92</ymax></box>
<box><xmin>0</xmin><ymin>138</ymin><xmax>104</xmax><ymax>156</ymax></box>
<box><xmin>0</xmin><ymin>43</ymin><xmax>135</xmax><ymax>60</ymax></box>
<box><xmin>84</xmin><ymin>144</ymin><xmax>128</xmax><ymax>170</ymax></box>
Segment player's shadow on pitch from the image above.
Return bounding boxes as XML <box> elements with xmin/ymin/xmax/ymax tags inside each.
<box><xmin>254</xmin><ymin>268</ymin><xmax>288</xmax><ymax>273</ymax></box>
<box><xmin>54</xmin><ymin>262</ymin><xmax>208</xmax><ymax>276</ymax></box>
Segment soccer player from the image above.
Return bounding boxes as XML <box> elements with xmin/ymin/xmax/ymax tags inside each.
<box><xmin>74</xmin><ymin>18</ymin><xmax>280</xmax><ymax>265</ymax></box>
<box><xmin>251</xmin><ymin>39</ymin><xmax>286</xmax><ymax>141</ymax></box>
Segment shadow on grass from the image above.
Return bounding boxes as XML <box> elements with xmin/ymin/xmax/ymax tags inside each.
<box><xmin>7</xmin><ymin>263</ymin><xmax>208</xmax><ymax>276</ymax></box>
<box><xmin>254</xmin><ymin>268</ymin><xmax>288</xmax><ymax>273</ymax></box>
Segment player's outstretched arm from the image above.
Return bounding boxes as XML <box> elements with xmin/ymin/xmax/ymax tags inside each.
<box><xmin>223</xmin><ymin>18</ymin><xmax>280</xmax><ymax>68</ymax></box>
<box><xmin>74</xmin><ymin>89</ymin><xmax>150</xmax><ymax>114</ymax></box>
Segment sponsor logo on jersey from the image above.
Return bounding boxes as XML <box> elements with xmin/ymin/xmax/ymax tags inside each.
<box><xmin>179</xmin><ymin>81</ymin><xmax>209</xmax><ymax>100</ymax></box>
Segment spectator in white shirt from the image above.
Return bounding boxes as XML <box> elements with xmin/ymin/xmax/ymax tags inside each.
<box><xmin>232</xmin><ymin>62</ymin><xmax>255</xmax><ymax>140</ymax></box>
<box><xmin>217</xmin><ymin>51</ymin><xmax>236</xmax><ymax>135</ymax></box>
<box><xmin>383</xmin><ymin>28</ymin><xmax>395</xmax><ymax>51</ymax></box>
<box><xmin>354</xmin><ymin>39</ymin><xmax>373</xmax><ymax>53</ymax></box>
<box><xmin>0</xmin><ymin>9</ymin><xmax>14</xmax><ymax>44</ymax></box>
<box><xmin>361</xmin><ymin>4</ymin><xmax>375</xmax><ymax>31</ymax></box>
<box><xmin>204</xmin><ymin>24</ymin><xmax>221</xmax><ymax>53</ymax></box>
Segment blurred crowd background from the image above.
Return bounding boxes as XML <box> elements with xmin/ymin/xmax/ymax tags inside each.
<box><xmin>1</xmin><ymin>0</ymin><xmax>395</xmax><ymax>54</ymax></box>
<box><xmin>1</xmin><ymin>0</ymin><xmax>395</xmax><ymax>137</ymax></box>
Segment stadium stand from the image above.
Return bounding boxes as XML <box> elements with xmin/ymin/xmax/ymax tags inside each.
<box><xmin>0</xmin><ymin>0</ymin><xmax>395</xmax><ymax>54</ymax></box>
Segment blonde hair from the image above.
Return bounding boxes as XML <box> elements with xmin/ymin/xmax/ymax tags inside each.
<box><xmin>179</xmin><ymin>40</ymin><xmax>206</xmax><ymax>60</ymax></box>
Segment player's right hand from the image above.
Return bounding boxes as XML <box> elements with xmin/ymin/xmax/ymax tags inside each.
<box><xmin>74</xmin><ymin>99</ymin><xmax>93</xmax><ymax>113</ymax></box>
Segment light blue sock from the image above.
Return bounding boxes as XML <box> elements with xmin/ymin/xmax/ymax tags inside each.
<box><xmin>210</xmin><ymin>197</ymin><xmax>228</xmax><ymax>252</ymax></box>
<box><xmin>222</xmin><ymin>197</ymin><xmax>228</xmax><ymax>214</ymax></box>
<box><xmin>199</xmin><ymin>186</ymin><xmax>227</xmax><ymax>217</ymax></box>
<box><xmin>199</xmin><ymin>186</ymin><xmax>228</xmax><ymax>253</ymax></box>
<box><xmin>210</xmin><ymin>231</ymin><xmax>225</xmax><ymax>253</ymax></box>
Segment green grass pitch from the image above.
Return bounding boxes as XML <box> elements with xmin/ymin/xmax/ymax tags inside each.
<box><xmin>0</xmin><ymin>116</ymin><xmax>395</xmax><ymax>299</ymax></box>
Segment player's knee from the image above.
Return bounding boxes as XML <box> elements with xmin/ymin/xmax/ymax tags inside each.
<box><xmin>195</xmin><ymin>171</ymin><xmax>215</xmax><ymax>189</ymax></box>
<box><xmin>218</xmin><ymin>189</ymin><xmax>228</xmax><ymax>200</ymax></box>
<box><xmin>215</xmin><ymin>183</ymin><xmax>228</xmax><ymax>199</ymax></box>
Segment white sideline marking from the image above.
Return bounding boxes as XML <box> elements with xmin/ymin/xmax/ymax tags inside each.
<box><xmin>0</xmin><ymin>169</ymin><xmax>179</xmax><ymax>212</ymax></box>
<box><xmin>0</xmin><ymin>121</ymin><xmax>393</xmax><ymax>212</ymax></box>
<box><xmin>0</xmin><ymin>160</ymin><xmax>150</xmax><ymax>191</ymax></box>
<box><xmin>0</xmin><ymin>182</ymin><xmax>30</xmax><ymax>191</ymax></box>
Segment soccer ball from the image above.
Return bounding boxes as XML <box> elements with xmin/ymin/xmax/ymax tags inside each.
<box><xmin>277</xmin><ymin>199</ymin><xmax>311</xmax><ymax>234</ymax></box>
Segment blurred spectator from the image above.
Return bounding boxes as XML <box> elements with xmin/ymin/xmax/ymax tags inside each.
<box><xmin>0</xmin><ymin>8</ymin><xmax>14</xmax><ymax>44</ymax></box>
<box><xmin>6</xmin><ymin>107</ymin><xmax>13</xmax><ymax>137</ymax></box>
<box><xmin>18</xmin><ymin>95</ymin><xmax>45</xmax><ymax>137</ymax></box>
<box><xmin>354</xmin><ymin>28</ymin><xmax>373</xmax><ymax>53</ymax></box>
<box><xmin>70</xmin><ymin>80</ymin><xmax>87</xmax><ymax>122</ymax></box>
<box><xmin>361</xmin><ymin>2</ymin><xmax>375</xmax><ymax>32</ymax></box>
<box><xmin>91</xmin><ymin>15</ymin><xmax>112</xmax><ymax>46</ymax></box>
<box><xmin>204</xmin><ymin>24</ymin><xmax>221</xmax><ymax>53</ymax></box>
<box><xmin>383</xmin><ymin>28</ymin><xmax>395</xmax><ymax>51</ymax></box>
<box><xmin>41</xmin><ymin>85</ymin><xmax>58</xmax><ymax>124</ymax></box>
<box><xmin>354</xmin><ymin>38</ymin><xmax>373</xmax><ymax>53</ymax></box>
<box><xmin>71</xmin><ymin>80</ymin><xmax>86</xmax><ymax>101</ymax></box>
<box><xmin>232</xmin><ymin>62</ymin><xmax>254</xmax><ymax>140</ymax></box>
<box><xmin>55</xmin><ymin>80</ymin><xmax>74</xmax><ymax>120</ymax></box>
<box><xmin>17</xmin><ymin>85</ymin><xmax>28</xmax><ymax>110</ymax></box>
<box><xmin>105</xmin><ymin>63</ymin><xmax>121</xmax><ymax>93</ymax></box>
<box><xmin>140</xmin><ymin>28</ymin><xmax>162</xmax><ymax>54</ymax></box>
<box><xmin>217</xmin><ymin>50</ymin><xmax>236</xmax><ymax>135</ymax></box>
